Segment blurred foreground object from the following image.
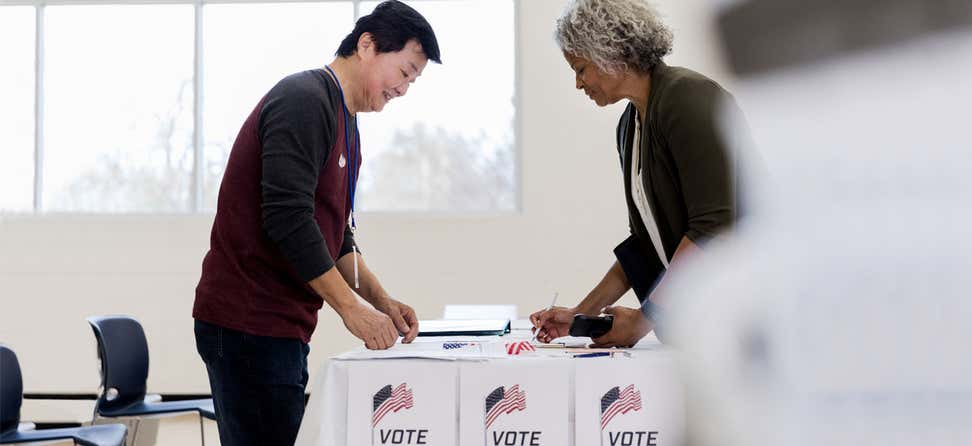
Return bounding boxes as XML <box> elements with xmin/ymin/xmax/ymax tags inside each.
<box><xmin>667</xmin><ymin>1</ymin><xmax>972</xmax><ymax>445</ymax></box>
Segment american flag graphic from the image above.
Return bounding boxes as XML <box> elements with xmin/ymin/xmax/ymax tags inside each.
<box><xmin>505</xmin><ymin>341</ymin><xmax>536</xmax><ymax>355</ymax></box>
<box><xmin>600</xmin><ymin>384</ymin><xmax>642</xmax><ymax>430</ymax></box>
<box><xmin>372</xmin><ymin>383</ymin><xmax>414</xmax><ymax>426</ymax></box>
<box><xmin>484</xmin><ymin>385</ymin><xmax>527</xmax><ymax>429</ymax></box>
<box><xmin>443</xmin><ymin>342</ymin><xmax>478</xmax><ymax>350</ymax></box>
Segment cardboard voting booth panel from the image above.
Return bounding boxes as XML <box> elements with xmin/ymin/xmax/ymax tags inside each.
<box><xmin>347</xmin><ymin>360</ymin><xmax>459</xmax><ymax>446</ymax></box>
<box><xmin>459</xmin><ymin>359</ymin><xmax>569</xmax><ymax>446</ymax></box>
<box><xmin>575</xmin><ymin>357</ymin><xmax>684</xmax><ymax>446</ymax></box>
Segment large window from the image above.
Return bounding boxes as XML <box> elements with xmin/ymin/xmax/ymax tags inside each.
<box><xmin>203</xmin><ymin>2</ymin><xmax>353</xmax><ymax>210</ymax></box>
<box><xmin>44</xmin><ymin>5</ymin><xmax>195</xmax><ymax>212</ymax></box>
<box><xmin>0</xmin><ymin>7</ymin><xmax>36</xmax><ymax>212</ymax></box>
<box><xmin>358</xmin><ymin>1</ymin><xmax>516</xmax><ymax>211</ymax></box>
<box><xmin>1</xmin><ymin>0</ymin><xmax>516</xmax><ymax>214</ymax></box>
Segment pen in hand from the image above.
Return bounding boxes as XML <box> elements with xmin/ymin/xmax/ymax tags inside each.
<box><xmin>531</xmin><ymin>291</ymin><xmax>559</xmax><ymax>343</ymax></box>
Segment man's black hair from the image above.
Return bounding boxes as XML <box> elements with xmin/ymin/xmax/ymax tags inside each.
<box><xmin>336</xmin><ymin>0</ymin><xmax>441</xmax><ymax>64</ymax></box>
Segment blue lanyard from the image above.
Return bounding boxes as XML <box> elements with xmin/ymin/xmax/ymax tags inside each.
<box><xmin>324</xmin><ymin>65</ymin><xmax>359</xmax><ymax>230</ymax></box>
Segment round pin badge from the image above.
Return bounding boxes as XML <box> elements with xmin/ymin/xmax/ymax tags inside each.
<box><xmin>338</xmin><ymin>154</ymin><xmax>346</xmax><ymax>168</ymax></box>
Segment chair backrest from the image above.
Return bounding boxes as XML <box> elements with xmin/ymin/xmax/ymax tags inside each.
<box><xmin>87</xmin><ymin>316</ymin><xmax>150</xmax><ymax>412</ymax></box>
<box><xmin>0</xmin><ymin>344</ymin><xmax>23</xmax><ymax>435</ymax></box>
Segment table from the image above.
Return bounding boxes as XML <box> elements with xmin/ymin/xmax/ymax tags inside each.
<box><xmin>295</xmin><ymin>327</ymin><xmax>684</xmax><ymax>446</ymax></box>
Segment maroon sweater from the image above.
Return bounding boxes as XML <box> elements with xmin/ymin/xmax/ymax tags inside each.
<box><xmin>193</xmin><ymin>69</ymin><xmax>360</xmax><ymax>343</ymax></box>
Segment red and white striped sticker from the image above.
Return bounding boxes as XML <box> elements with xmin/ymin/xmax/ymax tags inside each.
<box><xmin>505</xmin><ymin>341</ymin><xmax>536</xmax><ymax>355</ymax></box>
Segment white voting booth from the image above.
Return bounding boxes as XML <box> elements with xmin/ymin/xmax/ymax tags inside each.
<box><xmin>295</xmin><ymin>319</ymin><xmax>683</xmax><ymax>446</ymax></box>
<box><xmin>574</xmin><ymin>358</ymin><xmax>684</xmax><ymax>446</ymax></box>
<box><xmin>459</xmin><ymin>360</ymin><xmax>570</xmax><ymax>446</ymax></box>
<box><xmin>346</xmin><ymin>361</ymin><xmax>458</xmax><ymax>446</ymax></box>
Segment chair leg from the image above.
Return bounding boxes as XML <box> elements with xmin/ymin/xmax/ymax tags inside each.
<box><xmin>131</xmin><ymin>419</ymin><xmax>142</xmax><ymax>446</ymax></box>
<box><xmin>199</xmin><ymin>415</ymin><xmax>206</xmax><ymax>446</ymax></box>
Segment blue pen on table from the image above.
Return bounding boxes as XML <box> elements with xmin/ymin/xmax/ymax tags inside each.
<box><xmin>573</xmin><ymin>352</ymin><xmax>611</xmax><ymax>358</ymax></box>
<box><xmin>530</xmin><ymin>291</ymin><xmax>559</xmax><ymax>343</ymax></box>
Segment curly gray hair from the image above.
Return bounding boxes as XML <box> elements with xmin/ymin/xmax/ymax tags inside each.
<box><xmin>555</xmin><ymin>0</ymin><xmax>674</xmax><ymax>74</ymax></box>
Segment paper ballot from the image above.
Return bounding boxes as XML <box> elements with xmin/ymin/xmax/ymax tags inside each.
<box><xmin>333</xmin><ymin>340</ymin><xmax>488</xmax><ymax>361</ymax></box>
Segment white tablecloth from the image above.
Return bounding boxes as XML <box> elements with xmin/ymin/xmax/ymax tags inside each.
<box><xmin>295</xmin><ymin>329</ymin><xmax>683</xmax><ymax>446</ymax></box>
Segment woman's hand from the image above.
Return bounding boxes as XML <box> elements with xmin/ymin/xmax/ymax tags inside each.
<box><xmin>590</xmin><ymin>306</ymin><xmax>653</xmax><ymax>348</ymax></box>
<box><xmin>530</xmin><ymin>306</ymin><xmax>578</xmax><ymax>343</ymax></box>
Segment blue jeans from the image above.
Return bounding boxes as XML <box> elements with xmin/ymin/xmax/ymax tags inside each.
<box><xmin>194</xmin><ymin>320</ymin><xmax>310</xmax><ymax>446</ymax></box>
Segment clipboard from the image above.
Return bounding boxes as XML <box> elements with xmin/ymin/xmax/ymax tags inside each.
<box><xmin>416</xmin><ymin>319</ymin><xmax>511</xmax><ymax>337</ymax></box>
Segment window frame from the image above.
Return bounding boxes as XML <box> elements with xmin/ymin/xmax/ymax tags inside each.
<box><xmin>3</xmin><ymin>0</ymin><xmax>521</xmax><ymax>216</ymax></box>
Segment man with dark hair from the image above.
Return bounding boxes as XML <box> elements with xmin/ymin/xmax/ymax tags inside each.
<box><xmin>192</xmin><ymin>2</ymin><xmax>440</xmax><ymax>444</ymax></box>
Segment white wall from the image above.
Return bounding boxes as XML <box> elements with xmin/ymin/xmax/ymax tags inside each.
<box><xmin>0</xmin><ymin>0</ymin><xmax>729</xmax><ymax>396</ymax></box>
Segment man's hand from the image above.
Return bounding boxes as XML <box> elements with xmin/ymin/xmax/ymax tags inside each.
<box><xmin>590</xmin><ymin>306</ymin><xmax>653</xmax><ymax>348</ymax></box>
<box><xmin>339</xmin><ymin>303</ymin><xmax>399</xmax><ymax>350</ymax></box>
<box><xmin>530</xmin><ymin>306</ymin><xmax>578</xmax><ymax>343</ymax></box>
<box><xmin>374</xmin><ymin>298</ymin><xmax>420</xmax><ymax>344</ymax></box>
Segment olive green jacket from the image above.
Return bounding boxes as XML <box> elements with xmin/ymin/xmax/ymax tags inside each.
<box><xmin>613</xmin><ymin>62</ymin><xmax>744</xmax><ymax>309</ymax></box>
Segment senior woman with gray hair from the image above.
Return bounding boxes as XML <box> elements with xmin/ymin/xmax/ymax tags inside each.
<box><xmin>531</xmin><ymin>0</ymin><xmax>746</xmax><ymax>347</ymax></box>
